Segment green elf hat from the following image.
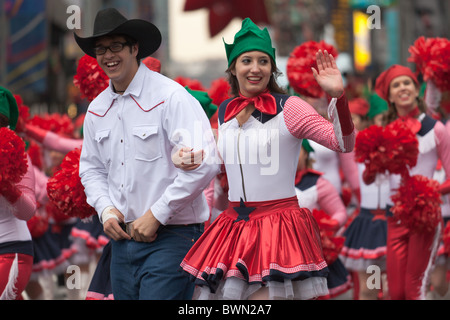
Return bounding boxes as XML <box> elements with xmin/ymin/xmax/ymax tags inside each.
<box><xmin>185</xmin><ymin>87</ymin><xmax>218</xmax><ymax>119</ymax></box>
<box><xmin>224</xmin><ymin>17</ymin><xmax>276</xmax><ymax>67</ymax></box>
<box><xmin>367</xmin><ymin>92</ymin><xmax>388</xmax><ymax>120</ymax></box>
<box><xmin>302</xmin><ymin>139</ymin><xmax>314</xmax><ymax>154</ymax></box>
<box><xmin>0</xmin><ymin>86</ymin><xmax>19</xmax><ymax>130</ymax></box>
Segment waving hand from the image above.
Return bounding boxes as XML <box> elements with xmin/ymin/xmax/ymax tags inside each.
<box><xmin>312</xmin><ymin>50</ymin><xmax>344</xmax><ymax>98</ymax></box>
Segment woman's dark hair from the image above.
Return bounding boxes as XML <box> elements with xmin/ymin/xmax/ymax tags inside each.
<box><xmin>384</xmin><ymin>96</ymin><xmax>427</xmax><ymax>125</ymax></box>
<box><xmin>225</xmin><ymin>57</ymin><xmax>286</xmax><ymax>97</ymax></box>
<box><xmin>0</xmin><ymin>114</ymin><xmax>9</xmax><ymax>128</ymax></box>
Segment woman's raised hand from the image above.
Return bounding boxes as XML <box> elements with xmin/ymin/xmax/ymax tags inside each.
<box><xmin>312</xmin><ymin>50</ymin><xmax>344</xmax><ymax>98</ymax></box>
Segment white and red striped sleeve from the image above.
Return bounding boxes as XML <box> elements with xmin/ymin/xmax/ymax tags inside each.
<box><xmin>283</xmin><ymin>93</ymin><xmax>355</xmax><ymax>152</ymax></box>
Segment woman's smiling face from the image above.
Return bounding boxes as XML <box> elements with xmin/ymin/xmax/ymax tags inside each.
<box><xmin>231</xmin><ymin>51</ymin><xmax>272</xmax><ymax>97</ymax></box>
<box><xmin>388</xmin><ymin>75</ymin><xmax>420</xmax><ymax>115</ymax></box>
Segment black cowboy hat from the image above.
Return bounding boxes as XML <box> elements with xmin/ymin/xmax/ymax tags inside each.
<box><xmin>74</xmin><ymin>8</ymin><xmax>161</xmax><ymax>60</ymax></box>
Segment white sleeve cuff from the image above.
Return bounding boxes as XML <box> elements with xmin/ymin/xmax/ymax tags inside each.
<box><xmin>100</xmin><ymin>206</ymin><xmax>118</xmax><ymax>224</ymax></box>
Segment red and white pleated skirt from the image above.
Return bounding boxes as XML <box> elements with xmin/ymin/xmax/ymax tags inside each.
<box><xmin>181</xmin><ymin>196</ymin><xmax>329</xmax><ymax>300</ymax></box>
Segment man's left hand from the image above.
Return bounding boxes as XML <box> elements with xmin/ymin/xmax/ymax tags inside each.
<box><xmin>130</xmin><ymin>209</ymin><xmax>161</xmax><ymax>242</ymax></box>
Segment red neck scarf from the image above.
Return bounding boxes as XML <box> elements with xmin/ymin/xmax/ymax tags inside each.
<box><xmin>224</xmin><ymin>90</ymin><xmax>277</xmax><ymax>123</ymax></box>
<box><xmin>398</xmin><ymin>107</ymin><xmax>421</xmax><ymax>134</ymax></box>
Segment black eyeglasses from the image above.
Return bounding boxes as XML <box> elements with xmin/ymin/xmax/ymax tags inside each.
<box><xmin>93</xmin><ymin>42</ymin><xmax>131</xmax><ymax>55</ymax></box>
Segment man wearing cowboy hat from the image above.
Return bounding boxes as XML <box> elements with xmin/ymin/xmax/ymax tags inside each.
<box><xmin>76</xmin><ymin>8</ymin><xmax>220</xmax><ymax>300</ymax></box>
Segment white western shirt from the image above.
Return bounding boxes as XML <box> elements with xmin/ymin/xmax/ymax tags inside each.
<box><xmin>79</xmin><ymin>64</ymin><xmax>220</xmax><ymax>225</ymax></box>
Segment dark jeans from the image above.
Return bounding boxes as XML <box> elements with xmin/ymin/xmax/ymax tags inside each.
<box><xmin>110</xmin><ymin>224</ymin><xmax>203</xmax><ymax>300</ymax></box>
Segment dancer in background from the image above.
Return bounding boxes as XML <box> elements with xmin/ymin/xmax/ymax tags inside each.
<box><xmin>295</xmin><ymin>140</ymin><xmax>352</xmax><ymax>299</ymax></box>
<box><xmin>375</xmin><ymin>64</ymin><xmax>450</xmax><ymax>300</ymax></box>
<box><xmin>0</xmin><ymin>86</ymin><xmax>37</xmax><ymax>300</ymax></box>
<box><xmin>425</xmin><ymin>81</ymin><xmax>450</xmax><ymax>300</ymax></box>
<box><xmin>340</xmin><ymin>92</ymin><xmax>390</xmax><ymax>300</ymax></box>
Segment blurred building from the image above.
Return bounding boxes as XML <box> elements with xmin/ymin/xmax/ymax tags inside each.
<box><xmin>0</xmin><ymin>0</ymin><xmax>168</xmax><ymax>115</ymax></box>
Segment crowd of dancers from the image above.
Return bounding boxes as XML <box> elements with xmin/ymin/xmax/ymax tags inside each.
<box><xmin>0</xmin><ymin>10</ymin><xmax>449</xmax><ymax>301</ymax></box>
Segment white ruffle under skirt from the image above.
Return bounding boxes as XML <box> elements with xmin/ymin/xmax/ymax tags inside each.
<box><xmin>193</xmin><ymin>276</ymin><xmax>329</xmax><ymax>300</ymax></box>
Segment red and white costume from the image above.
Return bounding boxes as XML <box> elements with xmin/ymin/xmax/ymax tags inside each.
<box><xmin>0</xmin><ymin>156</ymin><xmax>36</xmax><ymax>300</ymax></box>
<box><xmin>181</xmin><ymin>92</ymin><xmax>355</xmax><ymax>299</ymax></box>
<box><xmin>386</xmin><ymin>113</ymin><xmax>450</xmax><ymax>300</ymax></box>
<box><xmin>295</xmin><ymin>170</ymin><xmax>347</xmax><ymax>227</ymax></box>
<box><xmin>295</xmin><ymin>169</ymin><xmax>352</xmax><ymax>298</ymax></box>
<box><xmin>340</xmin><ymin>163</ymin><xmax>390</xmax><ymax>271</ymax></box>
<box><xmin>308</xmin><ymin>141</ymin><xmax>359</xmax><ymax>197</ymax></box>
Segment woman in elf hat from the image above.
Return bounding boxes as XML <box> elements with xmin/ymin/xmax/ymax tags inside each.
<box><xmin>180</xmin><ymin>18</ymin><xmax>355</xmax><ymax>300</ymax></box>
<box><xmin>374</xmin><ymin>64</ymin><xmax>450</xmax><ymax>300</ymax></box>
<box><xmin>0</xmin><ymin>86</ymin><xmax>37</xmax><ymax>300</ymax></box>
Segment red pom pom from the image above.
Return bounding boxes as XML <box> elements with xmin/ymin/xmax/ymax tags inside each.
<box><xmin>28</xmin><ymin>113</ymin><xmax>75</xmax><ymax>138</ymax></box>
<box><xmin>14</xmin><ymin>94</ymin><xmax>30</xmax><ymax>133</ymax></box>
<box><xmin>312</xmin><ymin>209</ymin><xmax>340</xmax><ymax>231</ymax></box>
<box><xmin>383</xmin><ymin>119</ymin><xmax>419</xmax><ymax>176</ymax></box>
<box><xmin>47</xmin><ymin>148</ymin><xmax>96</xmax><ymax>219</ymax></box>
<box><xmin>0</xmin><ymin>127</ymin><xmax>28</xmax><ymax>203</ymax></box>
<box><xmin>321</xmin><ymin>235</ymin><xmax>345</xmax><ymax>265</ymax></box>
<box><xmin>45</xmin><ymin>200</ymin><xmax>66</xmax><ymax>222</ymax></box>
<box><xmin>27</xmin><ymin>140</ymin><xmax>43</xmax><ymax>170</ymax></box>
<box><xmin>355</xmin><ymin>120</ymin><xmax>418</xmax><ymax>181</ymax></box>
<box><xmin>174</xmin><ymin>76</ymin><xmax>206</xmax><ymax>91</ymax></box>
<box><xmin>73</xmin><ymin>54</ymin><xmax>109</xmax><ymax>102</ymax></box>
<box><xmin>208</xmin><ymin>78</ymin><xmax>231</xmax><ymax>106</ymax></box>
<box><xmin>391</xmin><ymin>175</ymin><xmax>442</xmax><ymax>234</ymax></box>
<box><xmin>355</xmin><ymin>124</ymin><xmax>386</xmax><ymax>178</ymax></box>
<box><xmin>312</xmin><ymin>209</ymin><xmax>344</xmax><ymax>264</ymax></box>
<box><xmin>408</xmin><ymin>37</ymin><xmax>450</xmax><ymax>92</ymax></box>
<box><xmin>340</xmin><ymin>186</ymin><xmax>352</xmax><ymax>207</ymax></box>
<box><xmin>27</xmin><ymin>214</ymin><xmax>49</xmax><ymax>238</ymax></box>
<box><xmin>287</xmin><ymin>41</ymin><xmax>339</xmax><ymax>98</ymax></box>
<box><xmin>142</xmin><ymin>56</ymin><xmax>161</xmax><ymax>73</ymax></box>
<box><xmin>443</xmin><ymin>221</ymin><xmax>450</xmax><ymax>255</ymax></box>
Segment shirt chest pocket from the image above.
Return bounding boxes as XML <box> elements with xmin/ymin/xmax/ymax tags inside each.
<box><xmin>132</xmin><ymin>125</ymin><xmax>162</xmax><ymax>161</ymax></box>
<box><xmin>95</xmin><ymin>129</ymin><xmax>112</xmax><ymax>165</ymax></box>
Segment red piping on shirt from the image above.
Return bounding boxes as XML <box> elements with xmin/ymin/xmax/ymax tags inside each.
<box><xmin>131</xmin><ymin>96</ymin><xmax>165</xmax><ymax>112</ymax></box>
<box><xmin>89</xmin><ymin>100</ymin><xmax>116</xmax><ymax>117</ymax></box>
<box><xmin>88</xmin><ymin>97</ymin><xmax>165</xmax><ymax>117</ymax></box>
